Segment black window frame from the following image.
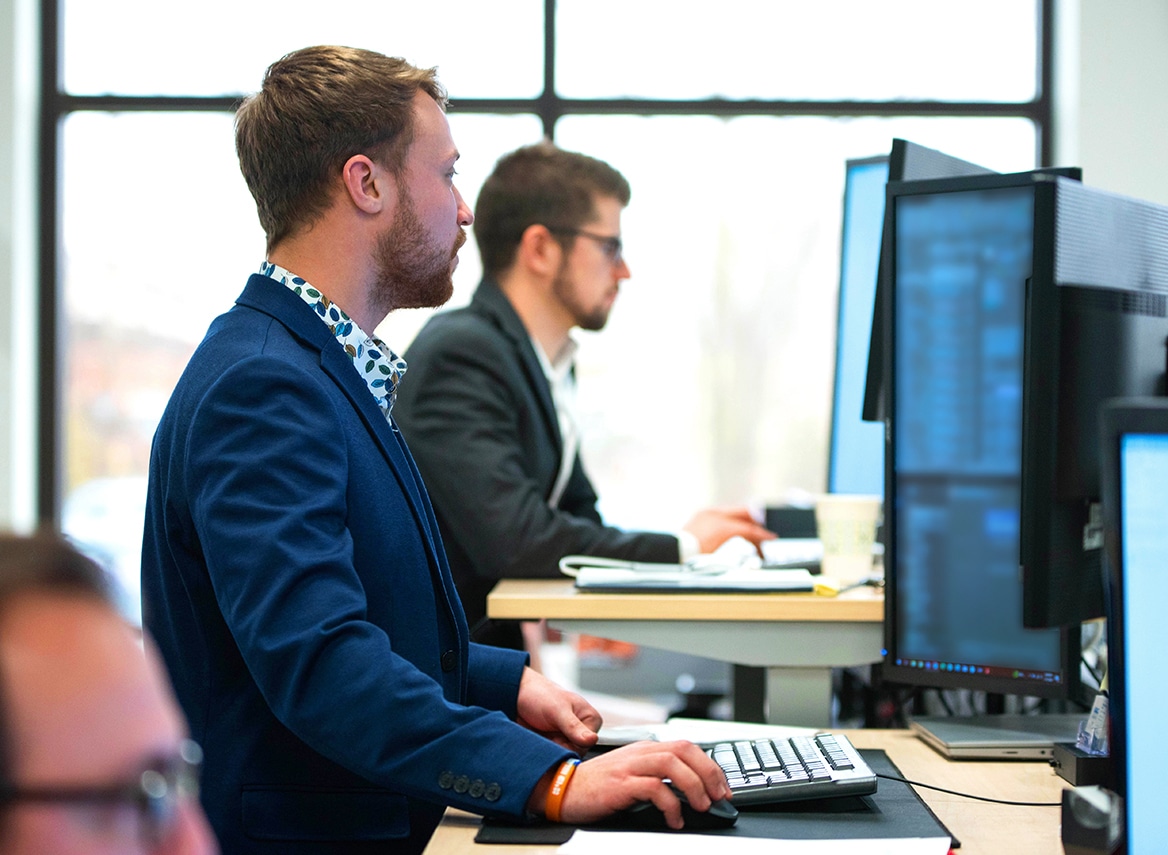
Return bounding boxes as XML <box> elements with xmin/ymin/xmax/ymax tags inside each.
<box><xmin>35</xmin><ymin>0</ymin><xmax>1054</xmax><ymax>522</ymax></box>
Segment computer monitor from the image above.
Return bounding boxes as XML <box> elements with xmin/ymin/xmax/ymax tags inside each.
<box><xmin>882</xmin><ymin>170</ymin><xmax>1083</xmax><ymax>705</ymax></box>
<box><xmin>1100</xmin><ymin>397</ymin><xmax>1168</xmax><ymax>853</ymax></box>
<box><xmin>1020</xmin><ymin>180</ymin><xmax>1168</xmax><ymax>629</ymax></box>
<box><xmin>860</xmin><ymin>139</ymin><xmax>994</xmax><ymax>425</ymax></box>
<box><xmin>828</xmin><ymin>155</ymin><xmax>889</xmax><ymax>496</ymax></box>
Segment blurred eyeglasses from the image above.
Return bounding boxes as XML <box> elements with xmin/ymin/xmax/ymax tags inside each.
<box><xmin>547</xmin><ymin>226</ymin><xmax>623</xmax><ymax>264</ymax></box>
<box><xmin>0</xmin><ymin>739</ymin><xmax>203</xmax><ymax>849</ymax></box>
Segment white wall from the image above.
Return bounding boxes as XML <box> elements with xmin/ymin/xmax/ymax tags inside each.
<box><xmin>0</xmin><ymin>0</ymin><xmax>38</xmax><ymax>532</ymax></box>
<box><xmin>0</xmin><ymin>3</ymin><xmax>1165</xmax><ymax>528</ymax></box>
<box><xmin>1054</xmin><ymin>0</ymin><xmax>1168</xmax><ymax>205</ymax></box>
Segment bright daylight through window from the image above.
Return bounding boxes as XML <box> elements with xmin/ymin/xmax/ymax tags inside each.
<box><xmin>51</xmin><ymin>1</ymin><xmax>1042</xmax><ymax>622</ymax></box>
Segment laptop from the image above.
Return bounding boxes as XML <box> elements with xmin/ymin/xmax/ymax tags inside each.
<box><xmin>571</xmin><ymin>564</ymin><xmax>816</xmax><ymax>593</ymax></box>
<box><xmin>1100</xmin><ymin>397</ymin><xmax>1168</xmax><ymax>853</ymax></box>
<box><xmin>562</xmin><ymin>556</ymin><xmax>816</xmax><ymax>593</ymax></box>
<box><xmin>909</xmin><ymin>713</ymin><xmax>1084</xmax><ymax>760</ymax></box>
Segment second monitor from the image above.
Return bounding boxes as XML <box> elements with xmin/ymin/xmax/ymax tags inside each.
<box><xmin>882</xmin><ymin>167</ymin><xmax>1168</xmax><ymax>729</ymax></box>
<box><xmin>828</xmin><ymin>154</ymin><xmax>888</xmax><ymax>497</ymax></box>
<box><xmin>883</xmin><ymin>169</ymin><xmax>1080</xmax><ymax>712</ymax></box>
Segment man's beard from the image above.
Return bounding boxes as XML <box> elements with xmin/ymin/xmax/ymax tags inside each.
<box><xmin>552</xmin><ymin>265</ymin><xmax>613</xmax><ymax>332</ymax></box>
<box><xmin>373</xmin><ymin>190</ymin><xmax>466</xmax><ymax>313</ymax></box>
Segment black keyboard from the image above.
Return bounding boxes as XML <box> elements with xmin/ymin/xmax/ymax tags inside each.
<box><xmin>707</xmin><ymin>733</ymin><xmax>877</xmax><ymax>806</ymax></box>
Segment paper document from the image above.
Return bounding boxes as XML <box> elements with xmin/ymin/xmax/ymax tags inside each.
<box><xmin>560</xmin><ymin>830</ymin><xmax>951</xmax><ymax>855</ymax></box>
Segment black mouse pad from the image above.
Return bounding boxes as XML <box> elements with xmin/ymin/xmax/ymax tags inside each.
<box><xmin>473</xmin><ymin>749</ymin><xmax>957</xmax><ymax>846</ymax></box>
<box><xmin>729</xmin><ymin>749</ymin><xmax>958</xmax><ymax>846</ymax></box>
<box><xmin>474</xmin><ymin>819</ymin><xmax>576</xmax><ymax>845</ymax></box>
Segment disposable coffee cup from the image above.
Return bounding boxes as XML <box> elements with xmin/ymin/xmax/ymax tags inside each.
<box><xmin>815</xmin><ymin>494</ymin><xmax>881</xmax><ymax>584</ymax></box>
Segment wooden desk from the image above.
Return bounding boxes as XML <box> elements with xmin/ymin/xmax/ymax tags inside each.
<box><xmin>488</xmin><ymin>579</ymin><xmax>884</xmax><ymax>727</ymax></box>
<box><xmin>422</xmin><ymin>728</ymin><xmax>1068</xmax><ymax>855</ymax></box>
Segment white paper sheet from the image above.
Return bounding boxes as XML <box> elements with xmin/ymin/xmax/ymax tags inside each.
<box><xmin>559</xmin><ymin>830</ymin><xmax>951</xmax><ymax>855</ymax></box>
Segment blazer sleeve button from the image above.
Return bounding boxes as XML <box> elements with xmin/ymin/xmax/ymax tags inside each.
<box><xmin>438</xmin><ymin>771</ymin><xmax>454</xmax><ymax>789</ymax></box>
<box><xmin>469</xmin><ymin>779</ymin><xmax>486</xmax><ymax>798</ymax></box>
<box><xmin>484</xmin><ymin>783</ymin><xmax>501</xmax><ymax>802</ymax></box>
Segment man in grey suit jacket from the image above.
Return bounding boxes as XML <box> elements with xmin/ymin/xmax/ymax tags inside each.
<box><xmin>396</xmin><ymin>142</ymin><xmax>774</xmax><ymax>651</ymax></box>
<box><xmin>142</xmin><ymin>47</ymin><xmax>731</xmax><ymax>854</ymax></box>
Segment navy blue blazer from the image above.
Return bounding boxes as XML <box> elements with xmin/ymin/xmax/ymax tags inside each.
<box><xmin>142</xmin><ymin>274</ymin><xmax>570</xmax><ymax>854</ymax></box>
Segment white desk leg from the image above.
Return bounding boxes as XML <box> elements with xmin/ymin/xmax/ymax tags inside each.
<box><xmin>765</xmin><ymin>666</ymin><xmax>835</xmax><ymax>728</ymax></box>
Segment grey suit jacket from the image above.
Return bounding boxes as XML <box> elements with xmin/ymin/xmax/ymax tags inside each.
<box><xmin>395</xmin><ymin>279</ymin><xmax>679</xmax><ymax>647</ymax></box>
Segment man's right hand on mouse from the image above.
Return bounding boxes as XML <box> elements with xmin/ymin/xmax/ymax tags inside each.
<box><xmin>526</xmin><ymin>739</ymin><xmax>732</xmax><ymax>829</ymax></box>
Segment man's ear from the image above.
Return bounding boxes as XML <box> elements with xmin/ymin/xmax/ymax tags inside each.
<box><xmin>516</xmin><ymin>224</ymin><xmax>564</xmax><ymax>278</ymax></box>
<box><xmin>340</xmin><ymin>154</ymin><xmax>396</xmax><ymax>215</ymax></box>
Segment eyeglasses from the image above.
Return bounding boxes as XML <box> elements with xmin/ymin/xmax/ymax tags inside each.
<box><xmin>0</xmin><ymin>739</ymin><xmax>203</xmax><ymax>848</ymax></box>
<box><xmin>547</xmin><ymin>227</ymin><xmax>624</xmax><ymax>264</ymax></box>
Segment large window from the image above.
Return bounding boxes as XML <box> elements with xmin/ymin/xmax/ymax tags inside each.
<box><xmin>43</xmin><ymin>0</ymin><xmax>1050</xmax><ymax>621</ymax></box>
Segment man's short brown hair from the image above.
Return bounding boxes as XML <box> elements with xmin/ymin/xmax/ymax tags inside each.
<box><xmin>474</xmin><ymin>141</ymin><xmax>631</xmax><ymax>278</ymax></box>
<box><xmin>235</xmin><ymin>45</ymin><xmax>447</xmax><ymax>254</ymax></box>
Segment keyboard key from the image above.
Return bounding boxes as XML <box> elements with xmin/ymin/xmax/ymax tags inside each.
<box><xmin>734</xmin><ymin>741</ymin><xmax>762</xmax><ymax>772</ymax></box>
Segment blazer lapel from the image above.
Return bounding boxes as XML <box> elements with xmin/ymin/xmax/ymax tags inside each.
<box><xmin>234</xmin><ymin>275</ymin><xmax>454</xmax><ymax>585</ymax></box>
<box><xmin>470</xmin><ymin>280</ymin><xmax>563</xmax><ymax>455</ymax></box>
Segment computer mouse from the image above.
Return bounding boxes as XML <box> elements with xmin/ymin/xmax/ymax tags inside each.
<box><xmin>608</xmin><ymin>791</ymin><xmax>738</xmax><ymax>831</ymax></box>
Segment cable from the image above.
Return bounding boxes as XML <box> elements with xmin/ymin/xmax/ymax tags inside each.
<box><xmin>934</xmin><ymin>688</ymin><xmax>956</xmax><ymax>717</ymax></box>
<box><xmin>875</xmin><ymin>773</ymin><xmax>1061</xmax><ymax>807</ymax></box>
<box><xmin>1081</xmin><ymin>654</ymin><xmax>1103</xmax><ymax>689</ymax></box>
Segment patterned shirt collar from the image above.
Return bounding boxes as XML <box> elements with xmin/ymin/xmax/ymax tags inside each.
<box><xmin>260</xmin><ymin>261</ymin><xmax>407</xmax><ymax>419</ymax></box>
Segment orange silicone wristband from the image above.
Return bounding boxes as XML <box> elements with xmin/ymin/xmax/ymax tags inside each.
<box><xmin>544</xmin><ymin>758</ymin><xmax>580</xmax><ymax>823</ymax></box>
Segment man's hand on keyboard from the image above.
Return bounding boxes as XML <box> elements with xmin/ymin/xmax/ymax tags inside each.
<box><xmin>529</xmin><ymin>740</ymin><xmax>732</xmax><ymax>829</ymax></box>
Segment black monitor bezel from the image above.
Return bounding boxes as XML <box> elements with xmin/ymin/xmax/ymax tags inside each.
<box><xmin>881</xmin><ymin>169</ymin><xmax>1081</xmax><ymax>702</ymax></box>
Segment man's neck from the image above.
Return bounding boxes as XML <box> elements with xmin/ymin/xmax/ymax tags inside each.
<box><xmin>496</xmin><ymin>272</ymin><xmax>572</xmax><ymax>363</ymax></box>
<box><xmin>269</xmin><ymin>238</ymin><xmax>382</xmax><ymax>335</ymax></box>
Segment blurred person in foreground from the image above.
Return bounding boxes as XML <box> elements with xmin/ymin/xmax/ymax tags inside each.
<box><xmin>395</xmin><ymin>141</ymin><xmax>775</xmax><ymax>652</ymax></box>
<box><xmin>141</xmin><ymin>46</ymin><xmax>732</xmax><ymax>855</ymax></box>
<box><xmin>0</xmin><ymin>530</ymin><xmax>217</xmax><ymax>854</ymax></box>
